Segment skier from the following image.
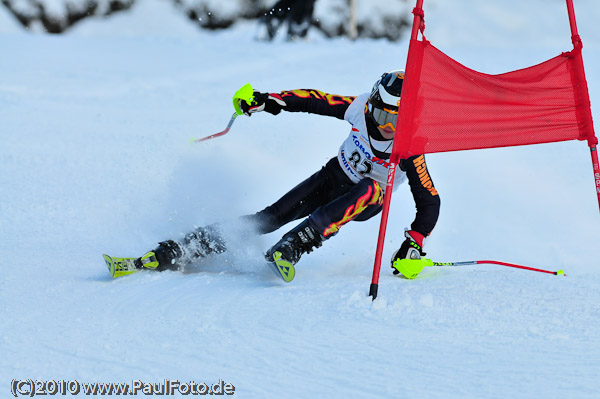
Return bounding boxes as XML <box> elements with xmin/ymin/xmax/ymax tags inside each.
<box><xmin>136</xmin><ymin>70</ymin><xmax>440</xmax><ymax>281</ymax></box>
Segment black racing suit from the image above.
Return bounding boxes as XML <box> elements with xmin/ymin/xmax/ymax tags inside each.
<box><xmin>245</xmin><ymin>89</ymin><xmax>440</xmax><ymax>240</ymax></box>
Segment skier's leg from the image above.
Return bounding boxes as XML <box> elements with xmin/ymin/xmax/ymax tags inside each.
<box><xmin>139</xmin><ymin>158</ymin><xmax>346</xmax><ymax>271</ymax></box>
<box><xmin>141</xmin><ymin>159</ymin><xmax>356</xmax><ymax>272</ymax></box>
<box><xmin>309</xmin><ymin>177</ymin><xmax>384</xmax><ymax>238</ymax></box>
<box><xmin>265</xmin><ymin>177</ymin><xmax>383</xmax><ymax>267</ymax></box>
<box><xmin>243</xmin><ymin>158</ymin><xmax>353</xmax><ymax>234</ymax></box>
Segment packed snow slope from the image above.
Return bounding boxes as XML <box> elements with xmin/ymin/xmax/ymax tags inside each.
<box><xmin>1</xmin><ymin>1</ymin><xmax>599</xmax><ymax>398</ymax></box>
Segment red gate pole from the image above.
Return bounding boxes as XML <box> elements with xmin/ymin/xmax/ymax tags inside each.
<box><xmin>565</xmin><ymin>0</ymin><xmax>600</xmax><ymax>212</ymax></box>
<box><xmin>369</xmin><ymin>0</ymin><xmax>425</xmax><ymax>300</ymax></box>
<box><xmin>590</xmin><ymin>147</ymin><xmax>600</xmax><ymax>212</ymax></box>
<box><xmin>566</xmin><ymin>0</ymin><xmax>580</xmax><ymax>45</ymax></box>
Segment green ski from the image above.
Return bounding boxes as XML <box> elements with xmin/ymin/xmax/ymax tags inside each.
<box><xmin>103</xmin><ymin>255</ymin><xmax>139</xmax><ymax>278</ymax></box>
<box><xmin>103</xmin><ymin>252</ymin><xmax>159</xmax><ymax>278</ymax></box>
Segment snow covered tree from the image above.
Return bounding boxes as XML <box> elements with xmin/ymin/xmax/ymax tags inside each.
<box><xmin>1</xmin><ymin>0</ymin><xmax>413</xmax><ymax>40</ymax></box>
<box><xmin>1</xmin><ymin>0</ymin><xmax>134</xmax><ymax>32</ymax></box>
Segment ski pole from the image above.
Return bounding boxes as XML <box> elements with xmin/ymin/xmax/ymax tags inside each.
<box><xmin>393</xmin><ymin>258</ymin><xmax>566</xmax><ymax>279</ymax></box>
<box><xmin>432</xmin><ymin>260</ymin><xmax>566</xmax><ymax>276</ymax></box>
<box><xmin>191</xmin><ymin>112</ymin><xmax>238</xmax><ymax>143</ymax></box>
<box><xmin>190</xmin><ymin>83</ymin><xmax>254</xmax><ymax>144</ymax></box>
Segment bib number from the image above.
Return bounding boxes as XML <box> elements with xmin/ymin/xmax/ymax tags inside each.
<box><xmin>349</xmin><ymin>150</ymin><xmax>373</xmax><ymax>175</ymax></box>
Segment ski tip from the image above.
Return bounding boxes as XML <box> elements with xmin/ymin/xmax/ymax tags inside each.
<box><xmin>103</xmin><ymin>254</ymin><xmax>141</xmax><ymax>278</ymax></box>
<box><xmin>103</xmin><ymin>254</ymin><xmax>116</xmax><ymax>278</ymax></box>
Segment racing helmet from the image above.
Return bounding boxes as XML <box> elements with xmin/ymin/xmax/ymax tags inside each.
<box><xmin>367</xmin><ymin>69</ymin><xmax>404</xmax><ymax>130</ymax></box>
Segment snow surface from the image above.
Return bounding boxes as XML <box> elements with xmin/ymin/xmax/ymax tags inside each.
<box><xmin>1</xmin><ymin>1</ymin><xmax>599</xmax><ymax>398</ymax></box>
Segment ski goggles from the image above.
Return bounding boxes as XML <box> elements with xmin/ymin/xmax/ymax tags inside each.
<box><xmin>368</xmin><ymin>102</ymin><xmax>398</xmax><ymax>130</ymax></box>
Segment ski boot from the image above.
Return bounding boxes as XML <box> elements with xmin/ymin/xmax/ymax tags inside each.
<box><xmin>138</xmin><ymin>225</ymin><xmax>227</xmax><ymax>272</ymax></box>
<box><xmin>265</xmin><ymin>219</ymin><xmax>323</xmax><ymax>282</ymax></box>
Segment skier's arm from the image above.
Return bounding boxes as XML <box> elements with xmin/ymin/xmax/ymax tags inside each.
<box><xmin>389</xmin><ymin>155</ymin><xmax>440</xmax><ymax>272</ymax></box>
<box><xmin>279</xmin><ymin>89</ymin><xmax>355</xmax><ymax>120</ymax></box>
<box><xmin>400</xmin><ymin>154</ymin><xmax>440</xmax><ymax>238</ymax></box>
<box><xmin>240</xmin><ymin>89</ymin><xmax>355</xmax><ymax>120</ymax></box>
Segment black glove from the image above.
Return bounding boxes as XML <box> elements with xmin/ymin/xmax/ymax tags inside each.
<box><xmin>240</xmin><ymin>91</ymin><xmax>287</xmax><ymax>116</ymax></box>
<box><xmin>391</xmin><ymin>230</ymin><xmax>426</xmax><ymax>275</ymax></box>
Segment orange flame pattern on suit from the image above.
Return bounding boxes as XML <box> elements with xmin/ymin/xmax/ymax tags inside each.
<box><xmin>322</xmin><ymin>181</ymin><xmax>384</xmax><ymax>237</ymax></box>
<box><xmin>281</xmin><ymin>89</ymin><xmax>354</xmax><ymax>107</ymax></box>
